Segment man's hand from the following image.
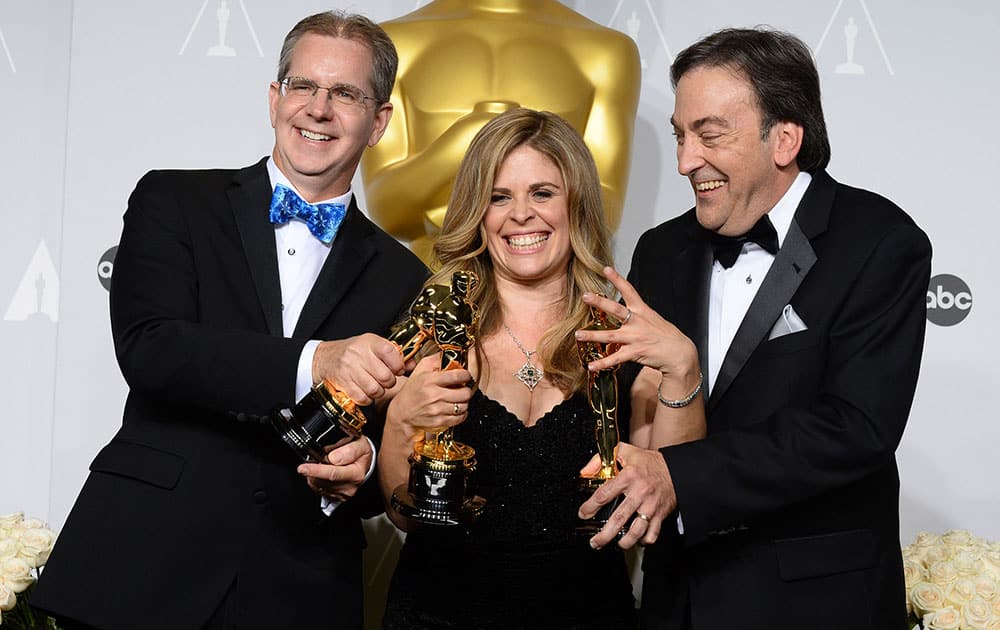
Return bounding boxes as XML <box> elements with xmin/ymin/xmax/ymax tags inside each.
<box><xmin>577</xmin><ymin>266</ymin><xmax>698</xmax><ymax>381</ymax></box>
<box><xmin>297</xmin><ymin>437</ymin><xmax>374</xmax><ymax>502</ymax></box>
<box><xmin>312</xmin><ymin>334</ymin><xmax>406</xmax><ymax>405</ymax></box>
<box><xmin>579</xmin><ymin>442</ymin><xmax>677</xmax><ymax>550</ymax></box>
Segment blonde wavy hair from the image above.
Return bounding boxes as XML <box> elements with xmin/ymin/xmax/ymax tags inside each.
<box><xmin>428</xmin><ymin>108</ymin><xmax>613</xmax><ymax>394</ymax></box>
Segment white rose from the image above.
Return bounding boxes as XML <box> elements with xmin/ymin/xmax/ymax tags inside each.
<box><xmin>0</xmin><ymin>583</ymin><xmax>16</xmax><ymax>612</ymax></box>
<box><xmin>15</xmin><ymin>518</ymin><xmax>46</xmax><ymax>531</ymax></box>
<box><xmin>904</xmin><ymin>542</ymin><xmax>925</xmax><ymax>563</ymax></box>
<box><xmin>927</xmin><ymin>545</ymin><xmax>953</xmax><ymax>565</ymax></box>
<box><xmin>945</xmin><ymin>577</ymin><xmax>979</xmax><ymax>607</ymax></box>
<box><xmin>17</xmin><ymin>527</ymin><xmax>56</xmax><ymax>568</ymax></box>
<box><xmin>916</xmin><ymin>531</ymin><xmax>943</xmax><ymax>549</ymax></box>
<box><xmin>962</xmin><ymin>597</ymin><xmax>994</xmax><ymax>628</ymax></box>
<box><xmin>904</xmin><ymin>557</ymin><xmax>927</xmax><ymax>589</ymax></box>
<box><xmin>911</xmin><ymin>581</ymin><xmax>947</xmax><ymax>617</ymax></box>
<box><xmin>0</xmin><ymin>557</ymin><xmax>34</xmax><ymax>594</ymax></box>
<box><xmin>975</xmin><ymin>575</ymin><xmax>999</xmax><ymax>602</ymax></box>
<box><xmin>955</xmin><ymin>549</ymin><xmax>985</xmax><ymax>576</ymax></box>
<box><xmin>923</xmin><ymin>606</ymin><xmax>962</xmax><ymax>630</ymax></box>
<box><xmin>930</xmin><ymin>561</ymin><xmax>959</xmax><ymax>586</ymax></box>
<box><xmin>983</xmin><ymin>551</ymin><xmax>1000</xmax><ymax>581</ymax></box>
<box><xmin>988</xmin><ymin>619</ymin><xmax>1000</xmax><ymax>630</ymax></box>
<box><xmin>903</xmin><ymin>548</ymin><xmax>924</xmax><ymax>565</ymax></box>
<box><xmin>0</xmin><ymin>513</ymin><xmax>23</xmax><ymax>530</ymax></box>
<box><xmin>0</xmin><ymin>539</ymin><xmax>18</xmax><ymax>560</ymax></box>
<box><xmin>943</xmin><ymin>529</ymin><xmax>977</xmax><ymax>548</ymax></box>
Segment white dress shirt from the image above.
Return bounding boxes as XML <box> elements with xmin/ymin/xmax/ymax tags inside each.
<box><xmin>266</xmin><ymin>160</ymin><xmax>349</xmax><ymax>400</ymax></box>
<box><xmin>266</xmin><ymin>159</ymin><xmax>375</xmax><ymax>513</ymax></box>
<box><xmin>706</xmin><ymin>172</ymin><xmax>811</xmax><ymax>396</ymax></box>
<box><xmin>672</xmin><ymin>172</ymin><xmax>811</xmax><ymax>536</ymax></box>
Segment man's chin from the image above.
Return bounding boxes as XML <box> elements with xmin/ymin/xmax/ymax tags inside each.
<box><xmin>694</xmin><ymin>208</ymin><xmax>727</xmax><ymax>233</ymax></box>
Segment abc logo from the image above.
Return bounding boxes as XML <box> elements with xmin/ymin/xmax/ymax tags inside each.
<box><xmin>926</xmin><ymin>274</ymin><xmax>972</xmax><ymax>326</ymax></box>
<box><xmin>97</xmin><ymin>246</ymin><xmax>117</xmax><ymax>292</ymax></box>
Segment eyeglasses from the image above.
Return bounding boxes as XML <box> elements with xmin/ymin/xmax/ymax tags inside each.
<box><xmin>277</xmin><ymin>76</ymin><xmax>376</xmax><ymax>110</ymax></box>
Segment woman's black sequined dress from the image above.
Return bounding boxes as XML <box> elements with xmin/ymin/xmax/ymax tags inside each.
<box><xmin>383</xmin><ymin>385</ymin><xmax>637</xmax><ymax>630</ymax></box>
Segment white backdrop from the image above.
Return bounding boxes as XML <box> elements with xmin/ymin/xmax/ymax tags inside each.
<box><xmin>1</xmin><ymin>0</ymin><xmax>995</xmax><ymax>620</ymax></box>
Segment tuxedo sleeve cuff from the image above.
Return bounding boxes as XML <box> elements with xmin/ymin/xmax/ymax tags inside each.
<box><xmin>660</xmin><ymin>440</ymin><xmax>709</xmax><ymax>545</ymax></box>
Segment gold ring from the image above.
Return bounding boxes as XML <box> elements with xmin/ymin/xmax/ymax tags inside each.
<box><xmin>622</xmin><ymin>309</ymin><xmax>633</xmax><ymax>325</ymax></box>
<box><xmin>453</xmin><ymin>402</ymin><xmax>461</xmax><ymax>415</ymax></box>
<box><xmin>637</xmin><ymin>511</ymin><xmax>650</xmax><ymax>522</ymax></box>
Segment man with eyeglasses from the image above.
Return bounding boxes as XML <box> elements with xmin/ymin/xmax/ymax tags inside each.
<box><xmin>32</xmin><ymin>11</ymin><xmax>426</xmax><ymax>630</ymax></box>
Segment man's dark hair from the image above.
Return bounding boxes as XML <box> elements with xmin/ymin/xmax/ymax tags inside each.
<box><xmin>670</xmin><ymin>27</ymin><xmax>831</xmax><ymax>172</ymax></box>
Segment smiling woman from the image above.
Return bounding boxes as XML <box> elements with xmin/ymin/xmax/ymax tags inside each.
<box><xmin>483</xmin><ymin>144</ymin><xmax>573</xmax><ymax>286</ymax></box>
<box><xmin>375</xmin><ymin>108</ymin><xmax>641</xmax><ymax>629</ymax></box>
<box><xmin>376</xmin><ymin>108</ymin><xmax>705</xmax><ymax>629</ymax></box>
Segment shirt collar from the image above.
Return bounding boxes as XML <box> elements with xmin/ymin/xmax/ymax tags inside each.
<box><xmin>767</xmin><ymin>171</ymin><xmax>812</xmax><ymax>248</ymax></box>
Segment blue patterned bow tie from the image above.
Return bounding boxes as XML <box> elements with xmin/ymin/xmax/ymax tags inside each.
<box><xmin>269</xmin><ymin>184</ymin><xmax>347</xmax><ymax>245</ymax></box>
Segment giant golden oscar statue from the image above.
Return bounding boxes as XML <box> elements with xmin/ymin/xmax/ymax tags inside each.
<box><xmin>361</xmin><ymin>0</ymin><xmax>641</xmax><ymax>263</ymax></box>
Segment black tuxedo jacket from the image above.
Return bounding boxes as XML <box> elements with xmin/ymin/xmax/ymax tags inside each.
<box><xmin>32</xmin><ymin>158</ymin><xmax>428</xmax><ymax>629</ymax></box>
<box><xmin>630</xmin><ymin>171</ymin><xmax>931</xmax><ymax>629</ymax></box>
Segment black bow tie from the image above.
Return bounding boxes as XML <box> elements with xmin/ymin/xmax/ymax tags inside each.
<box><xmin>708</xmin><ymin>214</ymin><xmax>779</xmax><ymax>268</ymax></box>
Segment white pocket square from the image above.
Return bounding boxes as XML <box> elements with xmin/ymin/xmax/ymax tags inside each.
<box><xmin>768</xmin><ymin>304</ymin><xmax>808</xmax><ymax>340</ymax></box>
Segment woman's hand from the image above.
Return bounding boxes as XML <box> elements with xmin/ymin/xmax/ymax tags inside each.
<box><xmin>385</xmin><ymin>354</ymin><xmax>473</xmax><ymax>439</ymax></box>
<box><xmin>379</xmin><ymin>353</ymin><xmax>474</xmax><ymax>531</ymax></box>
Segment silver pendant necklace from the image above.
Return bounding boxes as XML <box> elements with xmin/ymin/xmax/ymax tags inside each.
<box><xmin>503</xmin><ymin>323</ymin><xmax>543</xmax><ymax>391</ymax></box>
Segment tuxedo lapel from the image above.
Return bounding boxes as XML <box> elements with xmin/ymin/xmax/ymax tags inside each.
<box><xmin>293</xmin><ymin>197</ymin><xmax>376</xmax><ymax>339</ymax></box>
<box><xmin>708</xmin><ymin>172</ymin><xmax>836</xmax><ymax>409</ymax></box>
<box><xmin>230</xmin><ymin>158</ymin><xmax>283</xmax><ymax>337</ymax></box>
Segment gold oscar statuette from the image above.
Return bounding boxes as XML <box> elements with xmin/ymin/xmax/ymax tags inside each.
<box><xmin>362</xmin><ymin>0</ymin><xmax>640</xmax><ymax>263</ymax></box>
<box><xmin>391</xmin><ymin>270</ymin><xmax>486</xmax><ymax>525</ymax></box>
<box><xmin>270</xmin><ymin>283</ymin><xmax>451</xmax><ymax>462</ymax></box>
<box><xmin>576</xmin><ymin>302</ymin><xmax>625</xmax><ymax>536</ymax></box>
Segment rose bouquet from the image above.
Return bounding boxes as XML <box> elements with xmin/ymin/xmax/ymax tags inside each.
<box><xmin>0</xmin><ymin>512</ymin><xmax>59</xmax><ymax>628</ymax></box>
<box><xmin>903</xmin><ymin>530</ymin><xmax>1000</xmax><ymax>629</ymax></box>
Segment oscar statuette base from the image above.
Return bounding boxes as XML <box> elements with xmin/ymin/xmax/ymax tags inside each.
<box><xmin>270</xmin><ymin>382</ymin><xmax>364</xmax><ymax>462</ymax></box>
<box><xmin>391</xmin><ymin>441</ymin><xmax>485</xmax><ymax>526</ymax></box>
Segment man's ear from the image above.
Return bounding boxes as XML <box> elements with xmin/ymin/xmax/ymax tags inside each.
<box><xmin>772</xmin><ymin>120</ymin><xmax>803</xmax><ymax>168</ymax></box>
<box><xmin>268</xmin><ymin>82</ymin><xmax>280</xmax><ymax>129</ymax></box>
<box><xmin>368</xmin><ymin>102</ymin><xmax>394</xmax><ymax>147</ymax></box>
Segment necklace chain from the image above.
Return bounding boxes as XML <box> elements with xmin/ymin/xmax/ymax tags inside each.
<box><xmin>503</xmin><ymin>323</ymin><xmax>535</xmax><ymax>359</ymax></box>
<box><xmin>502</xmin><ymin>323</ymin><xmax>543</xmax><ymax>391</ymax></box>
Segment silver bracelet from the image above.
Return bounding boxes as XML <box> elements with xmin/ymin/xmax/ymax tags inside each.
<box><xmin>657</xmin><ymin>372</ymin><xmax>703</xmax><ymax>408</ymax></box>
